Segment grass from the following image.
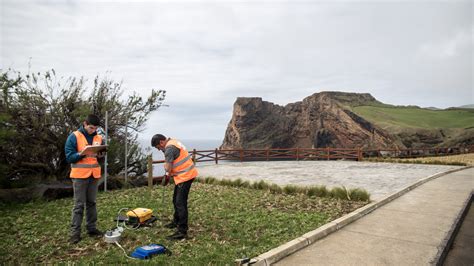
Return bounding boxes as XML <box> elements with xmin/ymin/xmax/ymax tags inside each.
<box><xmin>364</xmin><ymin>153</ymin><xmax>474</xmax><ymax>166</ymax></box>
<box><xmin>0</xmin><ymin>182</ymin><xmax>367</xmax><ymax>264</ymax></box>
<box><xmin>351</xmin><ymin>105</ymin><xmax>474</xmax><ymax>129</ymax></box>
<box><xmin>196</xmin><ymin>177</ymin><xmax>371</xmax><ymax>201</ymax></box>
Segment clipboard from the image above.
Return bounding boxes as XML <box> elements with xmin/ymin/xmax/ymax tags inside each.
<box><xmin>80</xmin><ymin>145</ymin><xmax>108</xmax><ymax>156</ymax></box>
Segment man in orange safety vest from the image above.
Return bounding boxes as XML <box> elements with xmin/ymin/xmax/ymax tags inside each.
<box><xmin>151</xmin><ymin>134</ymin><xmax>198</xmax><ymax>240</ymax></box>
<box><xmin>65</xmin><ymin>114</ymin><xmax>105</xmax><ymax>244</ymax></box>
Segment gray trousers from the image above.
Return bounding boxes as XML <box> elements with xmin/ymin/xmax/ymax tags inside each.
<box><xmin>70</xmin><ymin>177</ymin><xmax>98</xmax><ymax>235</ymax></box>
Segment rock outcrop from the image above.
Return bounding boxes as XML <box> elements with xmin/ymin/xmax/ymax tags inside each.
<box><xmin>221</xmin><ymin>92</ymin><xmax>402</xmax><ymax>149</ymax></box>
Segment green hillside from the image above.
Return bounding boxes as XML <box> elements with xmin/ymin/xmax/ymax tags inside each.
<box><xmin>351</xmin><ymin>106</ymin><xmax>474</xmax><ymax>129</ymax></box>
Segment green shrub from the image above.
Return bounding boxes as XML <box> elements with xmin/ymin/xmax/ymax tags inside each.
<box><xmin>209</xmin><ymin>177</ymin><xmax>217</xmax><ymax>184</ymax></box>
<box><xmin>252</xmin><ymin>180</ymin><xmax>270</xmax><ymax>190</ymax></box>
<box><xmin>241</xmin><ymin>180</ymin><xmax>251</xmax><ymax>188</ymax></box>
<box><xmin>364</xmin><ymin>157</ymin><xmax>467</xmax><ymax>166</ymax></box>
<box><xmin>220</xmin><ymin>179</ymin><xmax>233</xmax><ymax>186</ymax></box>
<box><xmin>348</xmin><ymin>188</ymin><xmax>370</xmax><ymax>201</ymax></box>
<box><xmin>307</xmin><ymin>185</ymin><xmax>328</xmax><ymax>197</ymax></box>
<box><xmin>269</xmin><ymin>183</ymin><xmax>283</xmax><ymax>194</ymax></box>
<box><xmin>330</xmin><ymin>186</ymin><xmax>349</xmax><ymax>200</ymax></box>
<box><xmin>196</xmin><ymin>176</ymin><xmax>370</xmax><ymax>201</ymax></box>
<box><xmin>231</xmin><ymin>178</ymin><xmax>243</xmax><ymax>187</ymax></box>
<box><xmin>283</xmin><ymin>185</ymin><xmax>300</xmax><ymax>195</ymax></box>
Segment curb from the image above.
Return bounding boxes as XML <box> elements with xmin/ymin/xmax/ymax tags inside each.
<box><xmin>249</xmin><ymin>166</ymin><xmax>472</xmax><ymax>266</ymax></box>
<box><xmin>434</xmin><ymin>192</ymin><xmax>473</xmax><ymax>265</ymax></box>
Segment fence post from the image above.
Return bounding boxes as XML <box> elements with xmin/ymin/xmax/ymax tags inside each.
<box><xmin>240</xmin><ymin>149</ymin><xmax>243</xmax><ymax>162</ymax></box>
<box><xmin>296</xmin><ymin>148</ymin><xmax>299</xmax><ymax>161</ymax></box>
<box><xmin>358</xmin><ymin>147</ymin><xmax>362</xmax><ymax>161</ymax></box>
<box><xmin>266</xmin><ymin>148</ymin><xmax>269</xmax><ymax>161</ymax></box>
<box><xmin>192</xmin><ymin>149</ymin><xmax>196</xmax><ymax>163</ymax></box>
<box><xmin>147</xmin><ymin>155</ymin><xmax>153</xmax><ymax>189</ymax></box>
<box><xmin>215</xmin><ymin>148</ymin><xmax>218</xmax><ymax>164</ymax></box>
<box><xmin>327</xmin><ymin>147</ymin><xmax>330</xmax><ymax>160</ymax></box>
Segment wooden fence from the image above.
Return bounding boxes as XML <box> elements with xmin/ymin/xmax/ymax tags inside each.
<box><xmin>146</xmin><ymin>146</ymin><xmax>473</xmax><ymax>188</ymax></box>
<box><xmin>191</xmin><ymin>147</ymin><xmax>362</xmax><ymax>162</ymax></box>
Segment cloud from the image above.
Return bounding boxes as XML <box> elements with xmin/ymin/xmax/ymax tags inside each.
<box><xmin>2</xmin><ymin>0</ymin><xmax>472</xmax><ymax>140</ymax></box>
<box><xmin>418</xmin><ymin>28</ymin><xmax>473</xmax><ymax>59</ymax></box>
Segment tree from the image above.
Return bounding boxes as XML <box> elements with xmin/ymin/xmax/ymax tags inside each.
<box><xmin>0</xmin><ymin>68</ymin><xmax>166</xmax><ymax>188</ymax></box>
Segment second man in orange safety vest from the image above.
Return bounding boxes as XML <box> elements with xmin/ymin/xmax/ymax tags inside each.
<box><xmin>151</xmin><ymin>134</ymin><xmax>198</xmax><ymax>240</ymax></box>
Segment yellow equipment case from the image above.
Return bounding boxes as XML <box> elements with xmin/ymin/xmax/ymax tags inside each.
<box><xmin>127</xmin><ymin>208</ymin><xmax>153</xmax><ymax>224</ymax></box>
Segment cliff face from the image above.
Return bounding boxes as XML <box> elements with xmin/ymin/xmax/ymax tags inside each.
<box><xmin>221</xmin><ymin>92</ymin><xmax>401</xmax><ymax>149</ymax></box>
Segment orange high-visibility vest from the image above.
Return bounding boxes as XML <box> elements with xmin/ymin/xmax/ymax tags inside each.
<box><xmin>166</xmin><ymin>139</ymin><xmax>198</xmax><ymax>184</ymax></box>
<box><xmin>70</xmin><ymin>131</ymin><xmax>102</xmax><ymax>179</ymax></box>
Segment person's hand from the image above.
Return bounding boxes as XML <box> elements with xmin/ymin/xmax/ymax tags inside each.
<box><xmin>161</xmin><ymin>175</ymin><xmax>170</xmax><ymax>186</ymax></box>
<box><xmin>97</xmin><ymin>151</ymin><xmax>106</xmax><ymax>158</ymax></box>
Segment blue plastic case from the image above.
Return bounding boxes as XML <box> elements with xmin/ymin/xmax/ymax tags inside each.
<box><xmin>130</xmin><ymin>244</ymin><xmax>167</xmax><ymax>259</ymax></box>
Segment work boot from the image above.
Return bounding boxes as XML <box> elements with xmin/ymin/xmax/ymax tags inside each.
<box><xmin>87</xmin><ymin>228</ymin><xmax>104</xmax><ymax>237</ymax></box>
<box><xmin>166</xmin><ymin>231</ymin><xmax>187</xmax><ymax>240</ymax></box>
<box><xmin>69</xmin><ymin>234</ymin><xmax>81</xmax><ymax>244</ymax></box>
<box><xmin>164</xmin><ymin>222</ymin><xmax>177</xmax><ymax>229</ymax></box>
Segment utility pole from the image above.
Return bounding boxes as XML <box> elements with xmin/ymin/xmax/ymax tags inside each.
<box><xmin>124</xmin><ymin>115</ymin><xmax>128</xmax><ymax>187</ymax></box>
<box><xmin>104</xmin><ymin>111</ymin><xmax>108</xmax><ymax>192</ymax></box>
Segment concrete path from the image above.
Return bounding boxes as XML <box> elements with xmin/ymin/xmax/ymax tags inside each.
<box><xmin>274</xmin><ymin>167</ymin><xmax>474</xmax><ymax>266</ymax></box>
<box><xmin>444</xmin><ymin>200</ymin><xmax>474</xmax><ymax>265</ymax></box>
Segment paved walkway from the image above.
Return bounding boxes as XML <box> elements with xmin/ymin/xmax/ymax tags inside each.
<box><xmin>444</xmin><ymin>200</ymin><xmax>474</xmax><ymax>265</ymax></box>
<box><xmin>275</xmin><ymin>167</ymin><xmax>474</xmax><ymax>265</ymax></box>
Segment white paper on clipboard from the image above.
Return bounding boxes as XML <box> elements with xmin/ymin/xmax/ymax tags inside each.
<box><xmin>80</xmin><ymin>145</ymin><xmax>108</xmax><ymax>156</ymax></box>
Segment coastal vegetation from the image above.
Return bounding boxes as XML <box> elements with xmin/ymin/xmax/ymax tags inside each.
<box><xmin>0</xmin><ymin>69</ymin><xmax>165</xmax><ymax>189</ymax></box>
<box><xmin>0</xmin><ymin>182</ymin><xmax>367</xmax><ymax>264</ymax></box>
<box><xmin>351</xmin><ymin>105</ymin><xmax>474</xmax><ymax>129</ymax></box>
<box><xmin>364</xmin><ymin>153</ymin><xmax>474</xmax><ymax>166</ymax></box>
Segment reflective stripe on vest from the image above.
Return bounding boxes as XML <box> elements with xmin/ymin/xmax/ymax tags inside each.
<box><xmin>174</xmin><ymin>163</ymin><xmax>195</xmax><ymax>175</ymax></box>
<box><xmin>166</xmin><ymin>139</ymin><xmax>198</xmax><ymax>185</ymax></box>
<box><xmin>173</xmin><ymin>154</ymin><xmax>192</xmax><ymax>168</ymax></box>
<box><xmin>70</xmin><ymin>131</ymin><xmax>102</xmax><ymax>179</ymax></box>
<box><xmin>71</xmin><ymin>164</ymin><xmax>100</xmax><ymax>168</ymax></box>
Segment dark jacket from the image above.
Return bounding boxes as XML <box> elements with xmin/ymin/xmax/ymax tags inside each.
<box><xmin>65</xmin><ymin>126</ymin><xmax>104</xmax><ymax>164</ymax></box>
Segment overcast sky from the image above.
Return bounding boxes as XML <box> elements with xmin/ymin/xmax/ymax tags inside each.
<box><xmin>1</xmin><ymin>0</ymin><xmax>473</xmax><ymax>142</ymax></box>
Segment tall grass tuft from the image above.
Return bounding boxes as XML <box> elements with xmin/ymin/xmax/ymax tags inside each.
<box><xmin>307</xmin><ymin>185</ymin><xmax>328</xmax><ymax>197</ymax></box>
<box><xmin>252</xmin><ymin>180</ymin><xmax>270</xmax><ymax>190</ymax></box>
<box><xmin>241</xmin><ymin>180</ymin><xmax>251</xmax><ymax>188</ymax></box>
<box><xmin>283</xmin><ymin>185</ymin><xmax>299</xmax><ymax>195</ymax></box>
<box><xmin>197</xmin><ymin>176</ymin><xmax>217</xmax><ymax>184</ymax></box>
<box><xmin>220</xmin><ymin>179</ymin><xmax>233</xmax><ymax>186</ymax></box>
<box><xmin>348</xmin><ymin>188</ymin><xmax>370</xmax><ymax>201</ymax></box>
<box><xmin>231</xmin><ymin>178</ymin><xmax>244</xmax><ymax>187</ymax></box>
<box><xmin>196</xmin><ymin>176</ymin><xmax>369</xmax><ymax>201</ymax></box>
<box><xmin>330</xmin><ymin>186</ymin><xmax>350</xmax><ymax>200</ymax></box>
<box><xmin>269</xmin><ymin>183</ymin><xmax>283</xmax><ymax>194</ymax></box>
<box><xmin>364</xmin><ymin>157</ymin><xmax>467</xmax><ymax>166</ymax></box>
